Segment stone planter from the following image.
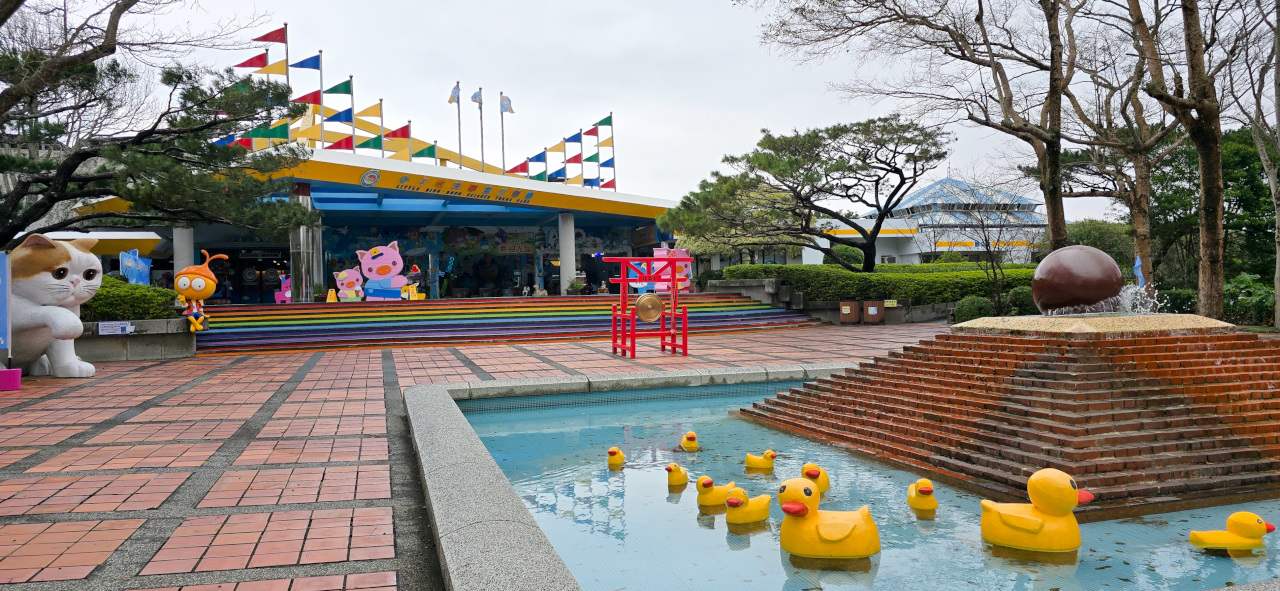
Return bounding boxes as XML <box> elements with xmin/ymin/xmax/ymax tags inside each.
<box><xmin>76</xmin><ymin>318</ymin><xmax>195</xmax><ymax>362</ymax></box>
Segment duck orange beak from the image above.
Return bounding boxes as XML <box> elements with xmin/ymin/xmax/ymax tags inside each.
<box><xmin>768</xmin><ymin>452</ymin><xmax>777</xmax><ymax>459</ymax></box>
<box><xmin>781</xmin><ymin>502</ymin><xmax>808</xmax><ymax>517</ymax></box>
<box><xmin>701</xmin><ymin>478</ymin><xmax>714</xmax><ymax>488</ymax></box>
<box><xmin>1268</xmin><ymin>522</ymin><xmax>1276</xmax><ymax>534</ymax></box>
<box><xmin>687</xmin><ymin>434</ymin><xmax>696</xmax><ymax>441</ymax></box>
<box><xmin>1077</xmin><ymin>490</ymin><xmax>1095</xmax><ymax>504</ymax></box>
<box><xmin>726</xmin><ymin>498</ymin><xmax>743</xmax><ymax>508</ymax></box>
<box><xmin>805</xmin><ymin>469</ymin><xmax>821</xmax><ymax>478</ymax></box>
<box><xmin>664</xmin><ymin>465</ymin><xmax>673</xmax><ymax>472</ymax></box>
<box><xmin>608</xmin><ymin>449</ymin><xmax>617</xmax><ymax>456</ymax></box>
<box><xmin>919</xmin><ymin>486</ymin><xmax>934</xmax><ymax>495</ymax></box>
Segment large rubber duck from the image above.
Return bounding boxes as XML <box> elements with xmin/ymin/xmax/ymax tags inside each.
<box><xmin>665</xmin><ymin>462</ymin><xmax>689</xmax><ymax>486</ymax></box>
<box><xmin>680</xmin><ymin>431</ymin><xmax>699</xmax><ymax>452</ymax></box>
<box><xmin>725</xmin><ymin>487</ymin><xmax>773</xmax><ymax>524</ymax></box>
<box><xmin>696</xmin><ymin>476</ymin><xmax>735</xmax><ymax>506</ymax></box>
<box><xmin>746</xmin><ymin>450</ymin><xmax>778</xmax><ymax>470</ymax></box>
<box><xmin>1189</xmin><ymin>512</ymin><xmax>1275</xmax><ymax>550</ymax></box>
<box><xmin>777</xmin><ymin>477</ymin><xmax>880</xmax><ymax>559</ymax></box>
<box><xmin>908</xmin><ymin>478</ymin><xmax>939</xmax><ymax>519</ymax></box>
<box><xmin>801</xmin><ymin>463</ymin><xmax>830</xmax><ymax>493</ymax></box>
<box><xmin>980</xmin><ymin>468</ymin><xmax>1093</xmax><ymax>553</ymax></box>
<box><xmin>606</xmin><ymin>446</ymin><xmax>625</xmax><ymax>470</ymax></box>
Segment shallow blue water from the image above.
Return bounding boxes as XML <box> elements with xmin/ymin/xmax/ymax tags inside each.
<box><xmin>464</xmin><ymin>384</ymin><xmax>1280</xmax><ymax>591</ymax></box>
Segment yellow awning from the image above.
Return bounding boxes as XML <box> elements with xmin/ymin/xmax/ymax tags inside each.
<box><xmin>41</xmin><ymin>231</ymin><xmax>163</xmax><ymax>256</ymax></box>
<box><xmin>73</xmin><ymin>197</ymin><xmax>131</xmax><ymax>216</ymax></box>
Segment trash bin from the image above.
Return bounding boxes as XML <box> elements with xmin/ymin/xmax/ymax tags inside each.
<box><xmin>862</xmin><ymin>300</ymin><xmax>886</xmax><ymax>324</ymax></box>
<box><xmin>839</xmin><ymin>301</ymin><xmax>862</xmax><ymax>324</ymax></box>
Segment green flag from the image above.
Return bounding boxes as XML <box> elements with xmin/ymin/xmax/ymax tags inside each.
<box><xmin>324</xmin><ymin>79</ymin><xmax>353</xmax><ymax>94</ymax></box>
<box><xmin>356</xmin><ymin>135</ymin><xmax>383</xmax><ymax>149</ymax></box>
<box><xmin>264</xmin><ymin>125</ymin><xmax>289</xmax><ymax>140</ymax></box>
<box><xmin>583</xmin><ymin>152</ymin><xmax>600</xmax><ymax>163</ymax></box>
<box><xmin>243</xmin><ymin>125</ymin><xmax>266</xmax><ymax>138</ymax></box>
<box><xmin>530</xmin><ymin>171</ymin><xmax>548</xmax><ymax>181</ymax></box>
<box><xmin>412</xmin><ymin>145</ymin><xmax>436</xmax><ymax>158</ymax></box>
<box><xmin>595</xmin><ymin>115</ymin><xmax>612</xmax><ymax>126</ymax></box>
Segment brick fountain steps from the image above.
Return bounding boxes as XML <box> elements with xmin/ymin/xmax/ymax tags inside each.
<box><xmin>740</xmin><ymin>314</ymin><xmax>1280</xmax><ymax>512</ymax></box>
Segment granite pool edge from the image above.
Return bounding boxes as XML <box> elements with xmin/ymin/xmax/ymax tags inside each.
<box><xmin>403</xmin><ymin>362</ymin><xmax>853</xmax><ymax>591</ymax></box>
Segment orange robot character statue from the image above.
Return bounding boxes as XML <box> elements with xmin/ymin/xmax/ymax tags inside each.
<box><xmin>175</xmin><ymin>250</ymin><xmax>228</xmax><ymax>332</ymax></box>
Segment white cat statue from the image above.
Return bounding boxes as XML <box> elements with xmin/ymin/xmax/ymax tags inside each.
<box><xmin>10</xmin><ymin>234</ymin><xmax>102</xmax><ymax>377</ymax></box>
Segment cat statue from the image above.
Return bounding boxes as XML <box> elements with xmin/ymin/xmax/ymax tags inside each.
<box><xmin>10</xmin><ymin>234</ymin><xmax>102</xmax><ymax>377</ymax></box>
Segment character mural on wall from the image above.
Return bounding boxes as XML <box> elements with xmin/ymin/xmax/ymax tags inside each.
<box><xmin>175</xmin><ymin>250</ymin><xmax>230</xmax><ymax>332</ymax></box>
<box><xmin>333</xmin><ymin>268</ymin><xmax>364</xmax><ymax>301</ymax></box>
<box><xmin>10</xmin><ymin>234</ymin><xmax>102</xmax><ymax>377</ymax></box>
<box><xmin>357</xmin><ymin>241</ymin><xmax>408</xmax><ymax>301</ymax></box>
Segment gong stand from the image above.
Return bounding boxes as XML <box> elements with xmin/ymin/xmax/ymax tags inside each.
<box><xmin>604</xmin><ymin>256</ymin><xmax>692</xmax><ymax>358</ymax></box>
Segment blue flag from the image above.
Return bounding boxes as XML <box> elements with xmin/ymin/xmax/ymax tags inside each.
<box><xmin>600</xmin><ymin>157</ymin><xmax>614</xmax><ymax>168</ymax></box>
<box><xmin>291</xmin><ymin>55</ymin><xmax>321</xmax><ymax>70</ymax></box>
<box><xmin>584</xmin><ymin>178</ymin><xmax>601</xmax><ymax>188</ymax></box>
<box><xmin>565</xmin><ymin>132</ymin><xmax>582</xmax><ymax>143</ymax></box>
<box><xmin>213</xmin><ymin>134</ymin><xmax>236</xmax><ymax>146</ymax></box>
<box><xmin>549</xmin><ymin>166</ymin><xmax>566</xmax><ymax>179</ymax></box>
<box><xmin>528</xmin><ymin>151</ymin><xmax>547</xmax><ymax>163</ymax></box>
<box><xmin>328</xmin><ymin>108</ymin><xmax>353</xmax><ymax>123</ymax></box>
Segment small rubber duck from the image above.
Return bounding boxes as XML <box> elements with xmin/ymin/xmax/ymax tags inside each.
<box><xmin>695</xmin><ymin>475</ymin><xmax>735</xmax><ymax>506</ymax></box>
<box><xmin>665</xmin><ymin>462</ymin><xmax>688</xmax><ymax>486</ymax></box>
<box><xmin>1189</xmin><ymin>512</ymin><xmax>1275</xmax><ymax>550</ymax></box>
<box><xmin>980</xmin><ymin>468</ymin><xmax>1093</xmax><ymax>553</ymax></box>
<box><xmin>777</xmin><ymin>477</ymin><xmax>881</xmax><ymax>559</ymax></box>
<box><xmin>725</xmin><ymin>487</ymin><xmax>773</xmax><ymax>524</ymax></box>
<box><xmin>908</xmin><ymin>478</ymin><xmax>939</xmax><ymax>519</ymax></box>
<box><xmin>745</xmin><ymin>450</ymin><xmax>778</xmax><ymax>470</ymax></box>
<box><xmin>802</xmin><ymin>462</ymin><xmax>830</xmax><ymax>493</ymax></box>
<box><xmin>680</xmin><ymin>431</ymin><xmax>699</xmax><ymax>452</ymax></box>
<box><xmin>606</xmin><ymin>446</ymin><xmax>625</xmax><ymax>470</ymax></box>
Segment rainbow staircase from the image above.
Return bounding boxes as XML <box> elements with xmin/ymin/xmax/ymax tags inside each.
<box><xmin>196</xmin><ymin>293</ymin><xmax>822</xmax><ymax>354</ymax></box>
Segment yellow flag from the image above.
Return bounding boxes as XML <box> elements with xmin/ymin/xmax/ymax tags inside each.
<box><xmin>598</xmin><ymin>136</ymin><xmax>614</xmax><ymax>148</ymax></box>
<box><xmin>252</xmin><ymin>138</ymin><xmax>271</xmax><ymax>151</ymax></box>
<box><xmin>547</xmin><ymin>141</ymin><xmax>566</xmax><ymax>153</ymax></box>
<box><xmin>389</xmin><ymin>147</ymin><xmax>411</xmax><ymax>161</ymax></box>
<box><xmin>356</xmin><ymin>103</ymin><xmax>382</xmax><ymax>118</ymax></box>
<box><xmin>567</xmin><ymin>174</ymin><xmax>583</xmax><ymax>185</ymax></box>
<box><xmin>253</xmin><ymin>60</ymin><xmax>288</xmax><ymax>76</ymax></box>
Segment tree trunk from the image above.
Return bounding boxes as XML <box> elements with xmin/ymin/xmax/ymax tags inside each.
<box><xmin>1040</xmin><ymin>0</ymin><xmax>1069</xmax><ymax>252</ymax></box>
<box><xmin>1130</xmin><ymin>154</ymin><xmax>1156</xmax><ymax>292</ymax></box>
<box><xmin>861</xmin><ymin>240</ymin><xmax>877</xmax><ymax>272</ymax></box>
<box><xmin>1191</xmin><ymin>124</ymin><xmax>1226</xmax><ymax>318</ymax></box>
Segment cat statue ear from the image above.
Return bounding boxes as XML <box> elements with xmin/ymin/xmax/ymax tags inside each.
<box><xmin>18</xmin><ymin>234</ymin><xmax>58</xmax><ymax>249</ymax></box>
<box><xmin>68</xmin><ymin>238</ymin><xmax>98</xmax><ymax>252</ymax></box>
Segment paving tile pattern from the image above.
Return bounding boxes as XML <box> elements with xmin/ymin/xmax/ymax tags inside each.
<box><xmin>0</xmin><ymin>519</ymin><xmax>143</xmax><ymax>582</ymax></box>
<box><xmin>199</xmin><ymin>466</ymin><xmax>391</xmax><ymax>507</ymax></box>
<box><xmin>0</xmin><ymin>472</ymin><xmax>189</xmax><ymax>514</ymax></box>
<box><xmin>126</xmin><ymin>570</ymin><xmax>396</xmax><ymax>590</ymax></box>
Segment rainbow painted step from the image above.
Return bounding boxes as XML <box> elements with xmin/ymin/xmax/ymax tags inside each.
<box><xmin>197</xmin><ymin>293</ymin><xmax>822</xmax><ymax>354</ymax></box>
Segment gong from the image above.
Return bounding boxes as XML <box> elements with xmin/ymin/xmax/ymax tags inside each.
<box><xmin>634</xmin><ymin>293</ymin><xmax>666</xmax><ymax>323</ymax></box>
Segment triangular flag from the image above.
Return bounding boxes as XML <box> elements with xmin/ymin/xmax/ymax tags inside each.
<box><xmin>599</xmin><ymin>136</ymin><xmax>614</xmax><ymax>148</ymax></box>
<box><xmin>328</xmin><ymin>108</ymin><xmax>353</xmax><ymax>123</ymax></box>
<box><xmin>234</xmin><ymin>53</ymin><xmax>268</xmax><ymax>68</ymax></box>
<box><xmin>291</xmin><ymin>55</ymin><xmax>321</xmax><ymax>70</ymax></box>
<box><xmin>234</xmin><ymin>138</ymin><xmax>253</xmax><ymax>149</ymax></box>
<box><xmin>567</xmin><ymin>174</ymin><xmax>583</xmax><ymax>185</ymax></box>
<box><xmin>547</xmin><ymin>141</ymin><xmax>566</xmax><ymax>153</ymax></box>
<box><xmin>584</xmin><ymin>126</ymin><xmax>600</xmax><ymax>137</ymax></box>
<box><xmin>528</xmin><ymin>151</ymin><xmax>547</xmax><ymax>163</ymax></box>
<box><xmin>389</xmin><ymin>148</ymin><xmax>411</xmax><ymax>161</ymax></box>
<box><xmin>549</xmin><ymin>167</ymin><xmax>566</xmax><ymax>179</ymax></box>
<box><xmin>584</xmin><ymin>178</ymin><xmax>601</xmax><ymax>188</ymax></box>
<box><xmin>242</xmin><ymin>125</ymin><xmax>265</xmax><ymax>139</ymax></box>
<box><xmin>293</xmin><ymin>90</ymin><xmax>322</xmax><ymax>105</ymax></box>
<box><xmin>264</xmin><ymin>124</ymin><xmax>289</xmax><ymax>140</ymax></box>
<box><xmin>356</xmin><ymin>136</ymin><xmax>383</xmax><ymax>149</ymax></box>
<box><xmin>530</xmin><ymin>171</ymin><xmax>548</xmax><ymax>181</ymax></box>
<box><xmin>356</xmin><ymin>103</ymin><xmax>382</xmax><ymax>117</ymax></box>
<box><xmin>254</xmin><ymin>27</ymin><xmax>287</xmax><ymax>43</ymax></box>
<box><xmin>565</xmin><ymin>132</ymin><xmax>582</xmax><ymax>143</ymax></box>
<box><xmin>600</xmin><ymin>157</ymin><xmax>615</xmax><ymax>168</ymax></box>
<box><xmin>213</xmin><ymin>134</ymin><xmax>235</xmax><ymax>146</ymax></box>
<box><xmin>583</xmin><ymin>152</ymin><xmax>599</xmax><ymax>163</ymax></box>
<box><xmin>506</xmin><ymin>161</ymin><xmax>529</xmax><ymax>174</ymax></box>
<box><xmin>601</xmin><ymin>178</ymin><xmax>616</xmax><ymax>189</ymax></box>
<box><xmin>325</xmin><ymin>136</ymin><xmax>355</xmax><ymax>150</ymax></box>
<box><xmin>596</xmin><ymin>115</ymin><xmax>613</xmax><ymax>126</ymax></box>
<box><xmin>253</xmin><ymin>138</ymin><xmax>270</xmax><ymax>150</ymax></box>
<box><xmin>566</xmin><ymin>153</ymin><xmax>583</xmax><ymax>164</ymax></box>
<box><xmin>252</xmin><ymin>60</ymin><xmax>288</xmax><ymax>76</ymax></box>
<box><xmin>325</xmin><ymin>79</ymin><xmax>353</xmax><ymax>95</ymax></box>
<box><xmin>384</xmin><ymin>125</ymin><xmax>411</xmax><ymax>139</ymax></box>
<box><xmin>412</xmin><ymin>144</ymin><xmax>437</xmax><ymax>158</ymax></box>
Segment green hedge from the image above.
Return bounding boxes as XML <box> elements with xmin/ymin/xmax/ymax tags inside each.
<box><xmin>81</xmin><ymin>276</ymin><xmax>179</xmax><ymax>322</ymax></box>
<box><xmin>955</xmin><ymin>295</ymin><xmax>996</xmax><ymax>322</ymax></box>
<box><xmin>722</xmin><ymin>264</ymin><xmax>1035</xmax><ymax>305</ymax></box>
<box><xmin>875</xmin><ymin>262</ymin><xmax>1037</xmax><ymax>274</ymax></box>
<box><xmin>1005</xmin><ymin>286</ymin><xmax>1038</xmax><ymax>316</ymax></box>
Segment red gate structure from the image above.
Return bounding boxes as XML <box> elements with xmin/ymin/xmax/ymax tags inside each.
<box><xmin>605</xmin><ymin>256</ymin><xmax>692</xmax><ymax>358</ymax></box>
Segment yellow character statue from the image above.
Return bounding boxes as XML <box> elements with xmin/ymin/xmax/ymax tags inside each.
<box><xmin>174</xmin><ymin>250</ymin><xmax>228</xmax><ymax>332</ymax></box>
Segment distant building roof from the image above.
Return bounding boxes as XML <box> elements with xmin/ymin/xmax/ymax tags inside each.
<box><xmin>864</xmin><ymin>178</ymin><xmax>1046</xmax><ymax>227</ymax></box>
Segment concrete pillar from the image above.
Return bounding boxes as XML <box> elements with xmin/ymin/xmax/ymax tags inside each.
<box><xmin>558</xmin><ymin>213</ymin><xmax>576</xmax><ymax>295</ymax></box>
<box><xmin>290</xmin><ymin>186</ymin><xmax>315</xmax><ymax>303</ymax></box>
<box><xmin>172</xmin><ymin>227</ymin><xmax>195</xmax><ymax>271</ymax></box>
<box><xmin>710</xmin><ymin>254</ymin><xmax>721</xmax><ymax>271</ymax></box>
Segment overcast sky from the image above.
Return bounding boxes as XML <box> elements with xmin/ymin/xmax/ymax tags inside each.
<box><xmin>181</xmin><ymin>0</ymin><xmax>1114</xmax><ymax>220</ymax></box>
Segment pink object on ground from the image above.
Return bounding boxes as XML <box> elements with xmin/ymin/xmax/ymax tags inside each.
<box><xmin>0</xmin><ymin>368</ymin><xmax>21</xmax><ymax>391</ymax></box>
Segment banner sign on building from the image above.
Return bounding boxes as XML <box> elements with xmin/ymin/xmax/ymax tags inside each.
<box><xmin>119</xmin><ymin>249</ymin><xmax>152</xmax><ymax>285</ymax></box>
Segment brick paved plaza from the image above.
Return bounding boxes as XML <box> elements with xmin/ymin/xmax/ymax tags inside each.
<box><xmin>0</xmin><ymin>324</ymin><xmax>944</xmax><ymax>590</ymax></box>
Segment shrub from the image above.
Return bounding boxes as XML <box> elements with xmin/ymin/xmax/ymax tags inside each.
<box><xmin>696</xmin><ymin>269</ymin><xmax>724</xmax><ymax>290</ymax></box>
<box><xmin>81</xmin><ymin>276</ymin><xmax>179</xmax><ymax>322</ymax></box>
<box><xmin>1223</xmin><ymin>273</ymin><xmax>1275</xmax><ymax>326</ymax></box>
<box><xmin>822</xmin><ymin>244</ymin><xmax>865</xmax><ymax>266</ymax></box>
<box><xmin>936</xmin><ymin>251</ymin><xmax>968</xmax><ymax>263</ymax></box>
<box><xmin>1159</xmin><ymin>289</ymin><xmax>1197</xmax><ymax>314</ymax></box>
<box><xmin>721</xmin><ymin>264</ymin><xmax>1035</xmax><ymax>305</ymax></box>
<box><xmin>876</xmin><ymin>262</ymin><xmax>1037</xmax><ymax>274</ymax></box>
<box><xmin>954</xmin><ymin>295</ymin><xmax>996</xmax><ymax>323</ymax></box>
<box><xmin>1005</xmin><ymin>286</ymin><xmax>1038</xmax><ymax>316</ymax></box>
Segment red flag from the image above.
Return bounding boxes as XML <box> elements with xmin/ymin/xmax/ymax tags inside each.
<box><xmin>234</xmin><ymin>138</ymin><xmax>253</xmax><ymax>149</ymax></box>
<box><xmin>565</xmin><ymin>153</ymin><xmax>583</xmax><ymax>164</ymax></box>
<box><xmin>325</xmin><ymin>136</ymin><xmax>355</xmax><ymax>150</ymax></box>
<box><xmin>601</xmin><ymin>179</ymin><xmax>616</xmax><ymax>189</ymax></box>
<box><xmin>384</xmin><ymin>125</ymin><xmax>411</xmax><ymax>139</ymax></box>
<box><xmin>506</xmin><ymin>162</ymin><xmax>529</xmax><ymax>174</ymax></box>
<box><xmin>293</xmin><ymin>90</ymin><xmax>322</xmax><ymax>105</ymax></box>
<box><xmin>233</xmin><ymin>53</ymin><xmax>268</xmax><ymax>68</ymax></box>
<box><xmin>253</xmin><ymin>27</ymin><xmax>287</xmax><ymax>43</ymax></box>
<box><xmin>584</xmin><ymin>126</ymin><xmax>599</xmax><ymax>137</ymax></box>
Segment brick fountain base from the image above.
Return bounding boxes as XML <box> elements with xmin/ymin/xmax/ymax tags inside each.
<box><xmin>741</xmin><ymin>314</ymin><xmax>1280</xmax><ymax>517</ymax></box>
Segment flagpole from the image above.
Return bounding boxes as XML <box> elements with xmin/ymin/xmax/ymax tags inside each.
<box><xmin>435</xmin><ymin>139</ymin><xmax>441</xmax><ymax>167</ymax></box>
<box><xmin>611</xmin><ymin>111</ymin><xmax>616</xmax><ymax>190</ymax></box>
<box><xmin>406</xmin><ymin>120</ymin><xmax>412</xmax><ymax>161</ymax></box>
<box><xmin>578</xmin><ymin>128</ymin><xmax>584</xmax><ymax>183</ymax></box>
<box><xmin>283</xmin><ymin>23</ymin><xmax>290</xmax><ymax>93</ymax></box>
<box><xmin>593</xmin><ymin>125</ymin><xmax>600</xmax><ymax>188</ymax></box>
<box><xmin>378</xmin><ymin>99</ymin><xmax>385</xmax><ymax>159</ymax></box>
<box><xmin>318</xmin><ymin>50</ymin><xmax>325</xmax><ymax>148</ymax></box>
<box><xmin>499</xmin><ymin>92</ymin><xmax>507</xmax><ymax>172</ymax></box>
<box><xmin>477</xmin><ymin>87</ymin><xmax>486</xmax><ymax>172</ymax></box>
<box><xmin>454</xmin><ymin>81</ymin><xmax>462</xmax><ymax>169</ymax></box>
<box><xmin>348</xmin><ymin>75</ymin><xmax>356</xmax><ymax>153</ymax></box>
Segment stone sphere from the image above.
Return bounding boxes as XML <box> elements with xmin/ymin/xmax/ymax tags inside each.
<box><xmin>1032</xmin><ymin>245</ymin><xmax>1124</xmax><ymax>314</ymax></box>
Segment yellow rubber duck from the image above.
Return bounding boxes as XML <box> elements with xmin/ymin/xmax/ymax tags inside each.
<box><xmin>802</xmin><ymin>463</ymin><xmax>830</xmax><ymax>493</ymax></box>
<box><xmin>908</xmin><ymin>478</ymin><xmax>939</xmax><ymax>519</ymax></box>
<box><xmin>745</xmin><ymin>450</ymin><xmax>778</xmax><ymax>470</ymax></box>
<box><xmin>680</xmin><ymin>431</ymin><xmax>699</xmax><ymax>452</ymax></box>
<box><xmin>725</xmin><ymin>487</ymin><xmax>773</xmax><ymax>524</ymax></box>
<box><xmin>980</xmin><ymin>468</ymin><xmax>1094</xmax><ymax>553</ymax></box>
<box><xmin>777</xmin><ymin>477</ymin><xmax>880</xmax><ymax>559</ymax></box>
<box><xmin>1189</xmin><ymin>512</ymin><xmax>1275</xmax><ymax>550</ymax></box>
<box><xmin>695</xmin><ymin>475</ymin><xmax>735</xmax><ymax>506</ymax></box>
<box><xmin>664</xmin><ymin>462</ymin><xmax>688</xmax><ymax>486</ymax></box>
<box><xmin>606</xmin><ymin>446</ymin><xmax>625</xmax><ymax>470</ymax></box>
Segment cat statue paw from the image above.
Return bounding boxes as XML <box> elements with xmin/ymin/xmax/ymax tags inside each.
<box><xmin>9</xmin><ymin>234</ymin><xmax>102</xmax><ymax>378</ymax></box>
